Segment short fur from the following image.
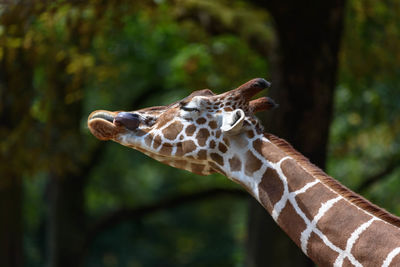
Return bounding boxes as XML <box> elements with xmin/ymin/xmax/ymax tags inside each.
<box><xmin>265</xmin><ymin>133</ymin><xmax>400</xmax><ymax>228</ymax></box>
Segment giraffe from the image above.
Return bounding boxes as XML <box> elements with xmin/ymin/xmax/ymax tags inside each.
<box><xmin>88</xmin><ymin>78</ymin><xmax>400</xmax><ymax>266</ymax></box>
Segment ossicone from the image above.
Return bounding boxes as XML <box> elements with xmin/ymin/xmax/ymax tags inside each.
<box><xmin>234</xmin><ymin>78</ymin><xmax>271</xmax><ymax>101</ymax></box>
<box><xmin>250</xmin><ymin>97</ymin><xmax>278</xmax><ymax>113</ymax></box>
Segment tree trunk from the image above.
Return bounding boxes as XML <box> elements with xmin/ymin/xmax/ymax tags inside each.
<box><xmin>0</xmin><ymin>6</ymin><xmax>35</xmax><ymax>265</ymax></box>
<box><xmin>246</xmin><ymin>1</ymin><xmax>346</xmax><ymax>266</ymax></box>
<box><xmin>0</xmin><ymin>174</ymin><xmax>23</xmax><ymax>267</ymax></box>
<box><xmin>47</xmin><ymin>174</ymin><xmax>87</xmax><ymax>267</ymax></box>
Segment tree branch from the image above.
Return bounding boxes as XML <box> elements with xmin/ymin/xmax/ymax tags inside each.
<box><xmin>83</xmin><ymin>188</ymin><xmax>248</xmax><ymax>251</ymax></box>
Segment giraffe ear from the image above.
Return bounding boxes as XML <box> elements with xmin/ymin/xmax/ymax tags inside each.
<box><xmin>221</xmin><ymin>109</ymin><xmax>245</xmax><ymax>135</ymax></box>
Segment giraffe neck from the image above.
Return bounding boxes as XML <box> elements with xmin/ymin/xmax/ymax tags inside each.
<box><xmin>222</xmin><ymin>132</ymin><xmax>400</xmax><ymax>266</ymax></box>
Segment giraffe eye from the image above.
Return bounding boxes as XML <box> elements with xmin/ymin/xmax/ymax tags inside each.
<box><xmin>180</xmin><ymin>106</ymin><xmax>200</xmax><ymax>112</ymax></box>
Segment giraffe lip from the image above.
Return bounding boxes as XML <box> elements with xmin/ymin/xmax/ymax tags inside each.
<box><xmin>88</xmin><ymin>110</ymin><xmax>119</xmax><ymax>141</ymax></box>
<box><xmin>89</xmin><ymin>111</ymin><xmax>115</xmax><ymax>123</ymax></box>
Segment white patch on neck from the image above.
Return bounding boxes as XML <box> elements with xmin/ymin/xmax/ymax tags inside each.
<box><xmin>224</xmin><ymin>133</ymin><xmax>270</xmax><ymax>200</ymax></box>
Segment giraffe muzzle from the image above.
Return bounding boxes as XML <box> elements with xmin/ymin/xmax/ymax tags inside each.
<box><xmin>114</xmin><ymin>112</ymin><xmax>140</xmax><ymax>130</ymax></box>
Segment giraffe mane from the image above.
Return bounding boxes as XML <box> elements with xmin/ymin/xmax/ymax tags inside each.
<box><xmin>264</xmin><ymin>133</ymin><xmax>400</xmax><ymax>228</ymax></box>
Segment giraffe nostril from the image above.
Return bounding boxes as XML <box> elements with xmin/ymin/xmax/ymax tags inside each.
<box><xmin>114</xmin><ymin>112</ymin><xmax>140</xmax><ymax>130</ymax></box>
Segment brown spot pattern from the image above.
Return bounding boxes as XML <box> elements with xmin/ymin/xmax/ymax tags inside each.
<box><xmin>197</xmin><ymin>150</ymin><xmax>207</xmax><ymax>160</ymax></box>
<box><xmin>152</xmin><ymin>135</ymin><xmax>162</xmax><ymax>149</ymax></box>
<box><xmin>281</xmin><ymin>159</ymin><xmax>315</xmax><ymax>192</ymax></box>
<box><xmin>254</xmin><ymin>139</ymin><xmax>286</xmax><ymax>163</ymax></box>
<box><xmin>351</xmin><ymin>220</ymin><xmax>400</xmax><ymax>266</ymax></box>
<box><xmin>159</xmin><ymin>144</ymin><xmax>172</xmax><ymax>155</ymax></box>
<box><xmin>185</xmin><ymin>125</ymin><xmax>196</xmax><ymax>136</ymax></box>
<box><xmin>218</xmin><ymin>143</ymin><xmax>227</xmax><ymax>153</ymax></box>
<box><xmin>156</xmin><ymin>112</ymin><xmax>175</xmax><ymax>128</ymax></box>
<box><xmin>317</xmin><ymin>199</ymin><xmax>372</xmax><ymax>250</ymax></box>
<box><xmin>144</xmin><ymin>135</ymin><xmax>152</xmax><ymax>147</ymax></box>
<box><xmin>295</xmin><ymin>182</ymin><xmax>337</xmax><ymax>220</ymax></box>
<box><xmin>182</xmin><ymin>140</ymin><xmax>196</xmax><ymax>154</ymax></box>
<box><xmin>209</xmin><ymin>121</ymin><xmax>217</xmax><ymax>129</ymax></box>
<box><xmin>196</xmin><ymin>128</ymin><xmax>210</xmax><ymax>146</ymax></box>
<box><xmin>229</xmin><ymin>155</ymin><xmax>241</xmax><ymax>172</ymax></box>
<box><xmin>210</xmin><ymin>153</ymin><xmax>224</xmax><ymax>166</ymax></box>
<box><xmin>385</xmin><ymin>250</ymin><xmax>400</xmax><ymax>266</ymax></box>
<box><xmin>253</xmin><ymin>139</ymin><xmax>263</xmax><ymax>154</ymax></box>
<box><xmin>196</xmin><ymin>117</ymin><xmax>207</xmax><ymax>124</ymax></box>
<box><xmin>258</xmin><ymin>168</ymin><xmax>284</xmax><ymax>213</ymax></box>
<box><xmin>277</xmin><ymin>202</ymin><xmax>307</xmax><ymax>248</ymax></box>
<box><xmin>247</xmin><ymin>130</ymin><xmax>255</xmax><ymax>138</ymax></box>
<box><xmin>209</xmin><ymin>140</ymin><xmax>216</xmax><ymax>149</ymax></box>
<box><xmin>307</xmin><ymin>232</ymin><xmax>339</xmax><ymax>266</ymax></box>
<box><xmin>175</xmin><ymin>142</ymin><xmax>183</xmax><ymax>156</ymax></box>
<box><xmin>163</xmin><ymin>121</ymin><xmax>183</xmax><ymax>140</ymax></box>
<box><xmin>342</xmin><ymin>258</ymin><xmax>353</xmax><ymax>267</ymax></box>
<box><xmin>245</xmin><ymin>151</ymin><xmax>262</xmax><ymax>175</ymax></box>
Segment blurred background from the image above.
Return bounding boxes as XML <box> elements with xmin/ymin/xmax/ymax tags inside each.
<box><xmin>1</xmin><ymin>0</ymin><xmax>400</xmax><ymax>266</ymax></box>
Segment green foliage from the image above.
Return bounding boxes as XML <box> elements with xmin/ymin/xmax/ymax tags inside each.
<box><xmin>328</xmin><ymin>0</ymin><xmax>400</xmax><ymax>213</ymax></box>
<box><xmin>87</xmin><ymin>199</ymin><xmax>247</xmax><ymax>267</ymax></box>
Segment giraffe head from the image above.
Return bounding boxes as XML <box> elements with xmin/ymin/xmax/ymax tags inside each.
<box><xmin>88</xmin><ymin>78</ymin><xmax>276</xmax><ymax>177</ymax></box>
